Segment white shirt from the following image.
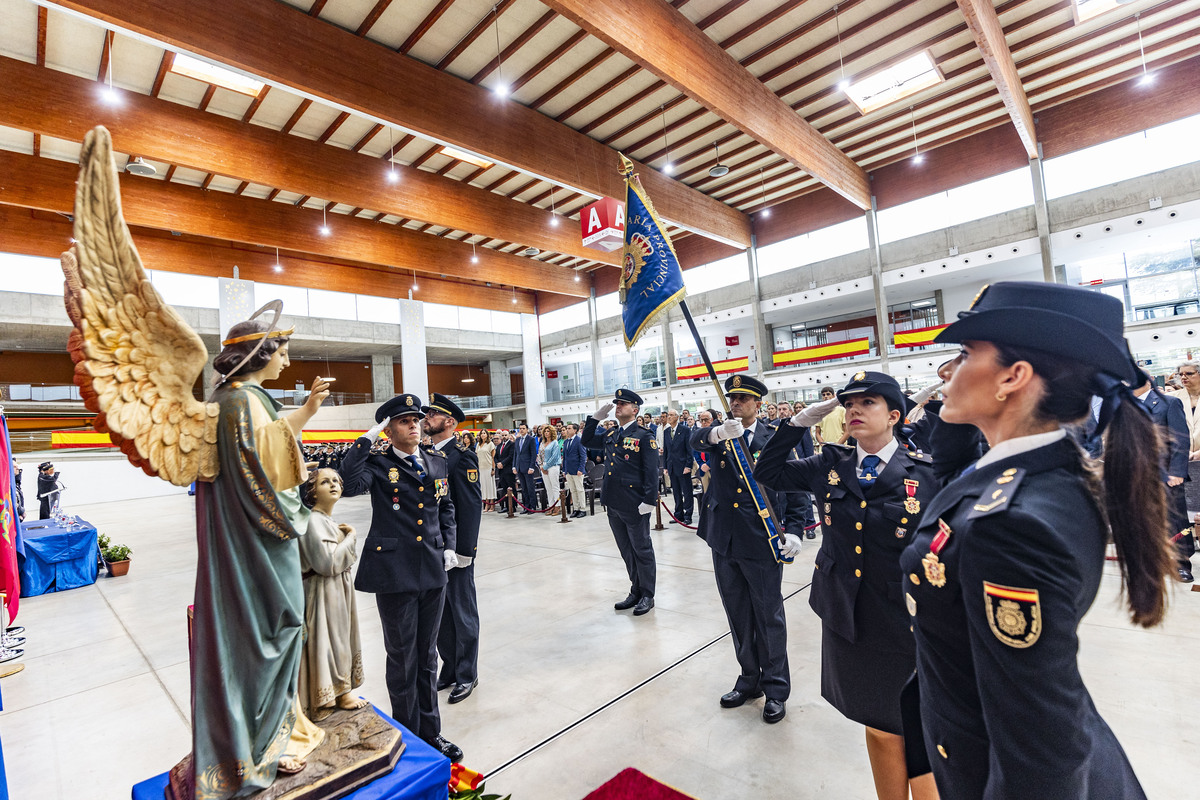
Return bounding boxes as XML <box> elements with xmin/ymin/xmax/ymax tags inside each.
<box><xmin>393</xmin><ymin>446</ymin><xmax>424</xmax><ymax>470</ymax></box>
<box><xmin>432</xmin><ymin>436</ymin><xmax>454</xmax><ymax>452</ymax></box>
<box><xmin>856</xmin><ymin>437</ymin><xmax>899</xmax><ymax>478</ymax></box>
<box><xmin>975</xmin><ymin>428</ymin><xmax>1066</xmax><ymax>471</ymax></box>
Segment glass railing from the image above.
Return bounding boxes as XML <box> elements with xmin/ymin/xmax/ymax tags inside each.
<box><xmin>0</xmin><ymin>383</ymin><xmax>83</xmax><ymax>402</ymax></box>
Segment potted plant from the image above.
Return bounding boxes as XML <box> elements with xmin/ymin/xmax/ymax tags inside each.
<box><xmin>96</xmin><ymin>533</ymin><xmax>111</xmax><ymax>570</ymax></box>
<box><xmin>102</xmin><ymin>543</ymin><xmax>133</xmax><ymax>577</ymax></box>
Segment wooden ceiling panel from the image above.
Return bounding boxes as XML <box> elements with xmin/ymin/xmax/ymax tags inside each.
<box><xmin>318</xmin><ymin>0</ymin><xmax>379</xmax><ymax>31</ymax></box>
<box><xmin>43</xmin><ymin>6</ymin><xmax>104</xmax><ymax>79</ymax></box>
<box><xmin>0</xmin><ymin>0</ymin><xmax>38</xmax><ymax>61</ymax></box>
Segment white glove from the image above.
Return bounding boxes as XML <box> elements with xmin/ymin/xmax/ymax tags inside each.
<box><xmin>455</xmin><ymin>554</ymin><xmax>474</xmax><ymax>569</ymax></box>
<box><xmin>911</xmin><ymin>380</ymin><xmax>944</xmax><ymax>406</ymax></box>
<box><xmin>791</xmin><ymin>397</ymin><xmax>840</xmax><ymax>428</ymax></box>
<box><xmin>637</xmin><ymin>502</ymin><xmax>655</xmax><ymax>516</ymax></box>
<box><xmin>779</xmin><ymin>533</ymin><xmax>803</xmax><ymax>559</ymax></box>
<box><xmin>443</xmin><ymin>550</ymin><xmax>459</xmax><ymax>571</ymax></box>
<box><xmin>713</xmin><ymin>418</ymin><xmax>745</xmax><ymax>441</ymax></box>
<box><xmin>365</xmin><ymin>416</ymin><xmax>390</xmax><ymax>440</ymax></box>
<box><xmin>591</xmin><ymin>402</ymin><xmax>615</xmax><ymax>421</ymax></box>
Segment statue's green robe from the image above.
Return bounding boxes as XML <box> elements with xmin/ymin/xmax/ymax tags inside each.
<box><xmin>191</xmin><ymin>383</ymin><xmax>310</xmax><ymax>799</ymax></box>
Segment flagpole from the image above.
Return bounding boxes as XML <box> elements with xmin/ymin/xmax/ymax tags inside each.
<box><xmin>678</xmin><ymin>301</ymin><xmax>732</xmax><ymax>418</ymax></box>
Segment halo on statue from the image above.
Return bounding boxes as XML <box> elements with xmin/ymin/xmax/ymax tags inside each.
<box><xmin>212</xmin><ymin>299</ymin><xmax>287</xmax><ymax>392</ymax></box>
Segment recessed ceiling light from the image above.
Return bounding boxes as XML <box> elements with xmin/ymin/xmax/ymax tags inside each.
<box><xmin>438</xmin><ymin>146</ymin><xmax>494</xmax><ymax>170</ymax></box>
<box><xmin>125</xmin><ymin>156</ymin><xmax>157</xmax><ymax>177</ymax></box>
<box><xmin>170</xmin><ymin>53</ymin><xmax>264</xmax><ymax>96</ymax></box>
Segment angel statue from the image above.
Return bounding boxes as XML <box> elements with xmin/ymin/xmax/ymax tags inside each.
<box><xmin>298</xmin><ymin>468</ymin><xmax>366</xmax><ymax>720</ymax></box>
<box><xmin>60</xmin><ymin>126</ymin><xmax>334</xmax><ymax>798</ymax></box>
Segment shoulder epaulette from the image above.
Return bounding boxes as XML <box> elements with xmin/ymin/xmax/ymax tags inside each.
<box><xmin>905</xmin><ymin>449</ymin><xmax>933</xmax><ymax>463</ymax></box>
<box><xmin>968</xmin><ymin>467</ymin><xmax>1025</xmax><ymax>519</ymax></box>
<box><xmin>427</xmin><ymin>448</ymin><xmax>447</xmax><ymax>458</ymax></box>
<box><xmin>822</xmin><ymin>443</ymin><xmax>854</xmax><ymax>455</ymax></box>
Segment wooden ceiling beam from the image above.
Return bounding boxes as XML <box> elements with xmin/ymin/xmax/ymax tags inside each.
<box><xmin>399</xmin><ymin>0</ymin><xmax>454</xmax><ymax>54</ymax></box>
<box><xmin>542</xmin><ymin>0</ymin><xmax>869</xmax><ymax>209</ymax></box>
<box><xmin>356</xmin><ymin>0</ymin><xmax>394</xmax><ymax>38</ymax></box>
<box><xmin>436</xmin><ymin>0</ymin><xmax>516</xmax><ymax>72</ymax></box>
<box><xmin>0</xmin><ymin>149</ymin><xmax>587</xmax><ymax>299</ymax></box>
<box><xmin>470</xmin><ymin>9</ymin><xmax>557</xmax><ymax>85</ymax></box>
<box><xmin>0</xmin><ymin>56</ymin><xmax>614</xmax><ymax>266</ymax></box>
<box><xmin>41</xmin><ymin>0</ymin><xmax>750</xmax><ymax>246</ymax></box>
<box><xmin>955</xmin><ymin>0</ymin><xmax>1038</xmax><ymax>158</ymax></box>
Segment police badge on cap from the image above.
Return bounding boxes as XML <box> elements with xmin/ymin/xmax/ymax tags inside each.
<box><xmin>724</xmin><ymin>373</ymin><xmax>767</xmax><ymax>398</ymax></box>
<box><xmin>376</xmin><ymin>393</ymin><xmax>426</xmax><ymax>422</ymax></box>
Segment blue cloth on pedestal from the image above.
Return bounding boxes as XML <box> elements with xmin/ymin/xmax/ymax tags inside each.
<box><xmin>130</xmin><ymin>706</ymin><xmax>450</xmax><ymax>800</ymax></box>
<box><xmin>17</xmin><ymin>518</ymin><xmax>98</xmax><ymax>597</ymax></box>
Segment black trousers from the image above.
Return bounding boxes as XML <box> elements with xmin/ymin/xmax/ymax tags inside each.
<box><xmin>777</xmin><ymin>491</ymin><xmax>815</xmax><ymax>532</ymax></box>
<box><xmin>669</xmin><ymin>467</ymin><xmax>694</xmax><ymax>522</ymax></box>
<box><xmin>1167</xmin><ymin>482</ymin><xmax>1195</xmax><ymax>566</ymax></box>
<box><xmin>518</xmin><ymin>469</ymin><xmax>540</xmax><ymax>510</ymax></box>
<box><xmin>606</xmin><ymin>506</ymin><xmax>656</xmax><ymax>598</ymax></box>
<box><xmin>375</xmin><ymin>588</ymin><xmax>445</xmax><ymax>742</ymax></box>
<box><xmin>437</xmin><ymin>564</ymin><xmax>480</xmax><ymax>685</ymax></box>
<box><xmin>712</xmin><ymin>550</ymin><xmax>790</xmax><ymax>702</ymax></box>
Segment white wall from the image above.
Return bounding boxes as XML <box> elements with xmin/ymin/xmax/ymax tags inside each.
<box><xmin>17</xmin><ymin>454</ymin><xmax>190</xmax><ymax>509</ymax></box>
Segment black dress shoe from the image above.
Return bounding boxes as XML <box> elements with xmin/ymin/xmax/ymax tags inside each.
<box><xmin>1180</xmin><ymin>567</ymin><xmax>1195</xmax><ymax>583</ymax></box>
<box><xmin>763</xmin><ymin>698</ymin><xmax>786</xmax><ymax>723</ymax></box>
<box><xmin>720</xmin><ymin>688</ymin><xmax>764</xmax><ymax>708</ymax></box>
<box><xmin>632</xmin><ymin>596</ymin><xmax>655</xmax><ymax>616</ymax></box>
<box><xmin>668</xmin><ymin>519</ymin><xmax>678</xmax><ymax>524</ymax></box>
<box><xmin>430</xmin><ymin>735</ymin><xmax>463</xmax><ymax>763</ymax></box>
<box><xmin>448</xmin><ymin>678</ymin><xmax>478</xmax><ymax>704</ymax></box>
<box><xmin>805</xmin><ymin>529</ymin><xmax>816</xmax><ymax>539</ymax></box>
<box><xmin>436</xmin><ymin>676</ymin><xmax>454</xmax><ymax>691</ymax></box>
<box><xmin>614</xmin><ymin>593</ymin><xmax>638</xmax><ymax>610</ymax></box>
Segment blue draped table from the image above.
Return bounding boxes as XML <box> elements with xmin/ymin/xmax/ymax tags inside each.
<box><xmin>131</xmin><ymin>707</ymin><xmax>450</xmax><ymax>800</ymax></box>
<box><xmin>18</xmin><ymin>518</ymin><xmax>99</xmax><ymax>597</ymax></box>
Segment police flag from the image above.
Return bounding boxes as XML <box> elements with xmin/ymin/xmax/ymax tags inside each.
<box><xmin>618</xmin><ymin>154</ymin><xmax>686</xmax><ymax>349</ymax></box>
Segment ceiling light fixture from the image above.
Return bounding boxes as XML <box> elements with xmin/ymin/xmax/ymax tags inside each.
<box><xmin>320</xmin><ymin>205</ymin><xmax>331</xmax><ymax>236</ymax></box>
<box><xmin>471</xmin><ymin>241</ymin><xmax>480</xmax><ymax>264</ymax></box>
<box><xmin>412</xmin><ymin>269</ymin><xmax>418</xmax><ymax>292</ymax></box>
<box><xmin>660</xmin><ymin>105</ymin><xmax>675</xmax><ymax>174</ymax></box>
<box><xmin>1135</xmin><ymin>13</ymin><xmax>1154</xmax><ymax>85</ymax></box>
<box><xmin>274</xmin><ymin>246</ymin><xmax>282</xmax><ymax>273</ymax></box>
<box><xmin>909</xmin><ymin>108</ymin><xmax>923</xmax><ymax>164</ymax></box>
<box><xmin>834</xmin><ymin>5</ymin><xmax>850</xmax><ymax>92</ymax></box>
<box><xmin>125</xmin><ymin>156</ymin><xmax>157</xmax><ymax>177</ymax></box>
<box><xmin>511</xmin><ymin>286</ymin><xmax>518</xmax><ymax>305</ymax></box>
<box><xmin>101</xmin><ymin>32</ymin><xmax>120</xmax><ymax>105</ymax></box>
<box><xmin>461</xmin><ymin>363</ymin><xmax>475</xmax><ymax>384</ymax></box>
<box><xmin>758</xmin><ymin>168</ymin><xmax>771</xmax><ymax>218</ymax></box>
<box><xmin>708</xmin><ymin>142</ymin><xmax>729</xmax><ymax>178</ymax></box>
<box><xmin>491</xmin><ymin>5</ymin><xmax>509</xmax><ymax>98</ymax></box>
<box><xmin>549</xmin><ymin>188</ymin><xmax>559</xmax><ymax>227</ymax></box>
<box><xmin>386</xmin><ymin>128</ymin><xmax>399</xmax><ymax>183</ymax></box>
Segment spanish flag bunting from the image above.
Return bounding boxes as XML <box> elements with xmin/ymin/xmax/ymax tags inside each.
<box><xmin>773</xmin><ymin>338</ymin><xmax>870</xmax><ymax>367</ymax></box>
<box><xmin>677</xmin><ymin>356</ymin><xmax>749</xmax><ymax>380</ymax></box>
<box><xmin>893</xmin><ymin>324</ymin><xmax>949</xmax><ymax>349</ymax></box>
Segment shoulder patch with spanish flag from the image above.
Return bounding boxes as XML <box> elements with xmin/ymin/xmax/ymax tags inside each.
<box><xmin>982</xmin><ymin>581</ymin><xmax>1041</xmax><ymax>648</ymax></box>
<box><xmin>466</xmin><ymin>468</ymin><xmax>478</xmax><ymax>483</ymax></box>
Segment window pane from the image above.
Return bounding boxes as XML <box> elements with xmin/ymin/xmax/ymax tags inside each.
<box><xmin>423</xmin><ymin>302</ymin><xmax>459</xmax><ymax>328</ymax></box>
<box><xmin>308</xmin><ymin>288</ymin><xmax>358</xmax><ymax>320</ymax></box>
<box><xmin>877</xmin><ymin>192</ymin><xmax>951</xmax><ymax>244</ymax></box>
<box><xmin>258</xmin><ymin>283</ymin><xmax>309</xmax><ymax>317</ymax></box>
<box><xmin>1125</xmin><ymin>242</ymin><xmax>1195</xmax><ymax>278</ymax></box>
<box><xmin>356</xmin><ymin>295</ymin><xmax>400</xmax><ymax>324</ymax></box>
<box><xmin>1076</xmin><ymin>254</ymin><xmax>1127</xmax><ymax>284</ymax></box>
<box><xmin>488</xmin><ymin>310</ymin><xmax>523</xmax><ymax>334</ymax></box>
<box><xmin>594</xmin><ymin>292</ymin><xmax>620</xmax><ymax>320</ymax></box>
<box><xmin>944</xmin><ymin>168</ymin><xmax>1033</xmax><ymax>226</ymax></box>
<box><xmin>540</xmin><ymin>301</ymin><xmax>589</xmax><ymax>334</ymax></box>
<box><xmin>1127</xmin><ymin>271</ymin><xmax>1198</xmax><ymax>309</ymax></box>
<box><xmin>0</xmin><ymin>253</ymin><xmax>64</xmax><ymax>295</ymax></box>
<box><xmin>151</xmin><ymin>271</ymin><xmax>219</xmax><ymax>309</ymax></box>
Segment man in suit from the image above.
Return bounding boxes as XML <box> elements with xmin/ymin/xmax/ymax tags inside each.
<box><xmin>581</xmin><ymin>389</ymin><xmax>660</xmax><ymax>615</ymax></box>
<box><xmin>423</xmin><ymin>394</ymin><xmax>483</xmax><ymax>703</ymax></box>
<box><xmin>662</xmin><ymin>409</ymin><xmax>694</xmax><ymax>525</ymax></box>
<box><xmin>1134</xmin><ymin>380</ymin><xmax>1194</xmax><ymax>581</ymax></box>
<box><xmin>513</xmin><ymin>423</ymin><xmax>539</xmax><ymax>513</ymax></box>
<box><xmin>691</xmin><ymin>375</ymin><xmax>800</xmax><ymax>724</ymax></box>
<box><xmin>562</xmin><ymin>422</ymin><xmax>588</xmax><ymax>518</ymax></box>
<box><xmin>339</xmin><ymin>393</ymin><xmax>463</xmax><ymax>762</ymax></box>
<box><xmin>494</xmin><ymin>429</ymin><xmax>516</xmax><ymax>510</ymax></box>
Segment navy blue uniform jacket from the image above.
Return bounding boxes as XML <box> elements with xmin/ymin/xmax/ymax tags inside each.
<box><xmin>580</xmin><ymin>418</ymin><xmax>658</xmax><ymax>513</ymax></box>
<box><xmin>755</xmin><ymin>424</ymin><xmax>937</xmax><ymax>647</ymax></box>
<box><xmin>442</xmin><ymin>441</ymin><xmax>482</xmax><ymax>559</ymax></box>
<box><xmin>690</xmin><ymin>423</ymin><xmax>781</xmax><ymax>561</ymax></box>
<box><xmin>340</xmin><ymin>438</ymin><xmax>457</xmax><ymax>594</ymax></box>
<box><xmin>562</xmin><ymin>435</ymin><xmax>587</xmax><ymax>474</ymax></box>
<box><xmin>1142</xmin><ymin>387</ymin><xmax>1189</xmax><ymax>480</ymax></box>
<box><xmin>899</xmin><ymin>437</ymin><xmax>1146</xmax><ymax>799</ymax></box>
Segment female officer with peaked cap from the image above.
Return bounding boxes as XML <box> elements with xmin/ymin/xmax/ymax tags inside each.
<box><xmin>755</xmin><ymin>371</ymin><xmax>939</xmax><ymax>800</ymax></box>
<box><xmin>900</xmin><ymin>282</ymin><xmax>1174</xmax><ymax>799</ymax></box>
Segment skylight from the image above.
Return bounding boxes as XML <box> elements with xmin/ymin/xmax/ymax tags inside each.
<box><xmin>844</xmin><ymin>51</ymin><xmax>944</xmax><ymax>115</ymax></box>
<box><xmin>437</xmin><ymin>146</ymin><xmax>494</xmax><ymax>170</ymax></box>
<box><xmin>1073</xmin><ymin>0</ymin><xmax>1126</xmax><ymax>24</ymax></box>
<box><xmin>169</xmin><ymin>53</ymin><xmax>265</xmax><ymax>96</ymax></box>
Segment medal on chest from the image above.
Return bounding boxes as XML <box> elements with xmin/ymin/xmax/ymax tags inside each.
<box><xmin>434</xmin><ymin>478</ymin><xmax>449</xmax><ymax>498</ymax></box>
<box><xmin>827</xmin><ymin>469</ymin><xmax>839</xmax><ymax>485</ymax></box>
<box><xmin>622</xmin><ymin>436</ymin><xmax>640</xmax><ymax>453</ymax></box>
<box><xmin>921</xmin><ymin>518</ymin><xmax>952</xmax><ymax>588</ymax></box>
<box><xmin>388</xmin><ymin>467</ymin><xmax>400</xmax><ymax>484</ymax></box>
<box><xmin>903</xmin><ymin>479</ymin><xmax>921</xmax><ymax>514</ymax></box>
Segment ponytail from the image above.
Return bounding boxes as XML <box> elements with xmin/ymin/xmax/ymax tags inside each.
<box><xmin>1101</xmin><ymin>399</ymin><xmax>1173</xmax><ymax>627</ymax></box>
<box><xmin>995</xmin><ymin>343</ymin><xmax>1173</xmax><ymax>628</ymax></box>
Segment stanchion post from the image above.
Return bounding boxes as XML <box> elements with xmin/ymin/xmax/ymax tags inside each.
<box><xmin>558</xmin><ymin>489</ymin><xmax>570</xmax><ymax>524</ymax></box>
<box><xmin>506</xmin><ymin>487</ymin><xmax>515</xmax><ymax>518</ymax></box>
<box><xmin>654</xmin><ymin>495</ymin><xmax>665</xmax><ymax>531</ymax></box>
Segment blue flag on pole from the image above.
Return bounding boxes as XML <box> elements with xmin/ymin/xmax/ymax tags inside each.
<box><xmin>619</xmin><ymin>154</ymin><xmax>686</xmax><ymax>349</ymax></box>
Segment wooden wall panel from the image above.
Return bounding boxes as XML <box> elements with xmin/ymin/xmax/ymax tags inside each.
<box><xmin>752</xmin><ymin>187</ymin><xmax>863</xmax><ymax>249</ymax></box>
<box><xmin>0</xmin><ymin>351</ymin><xmax>76</xmax><ymax>383</ymax></box>
<box><xmin>675</xmin><ymin>235</ymin><xmax>744</xmax><ymax>269</ymax></box>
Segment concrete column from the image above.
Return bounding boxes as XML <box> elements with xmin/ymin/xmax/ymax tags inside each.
<box><xmin>588</xmin><ymin>287</ymin><xmax>603</xmax><ymax>400</ymax></box>
<box><xmin>661</xmin><ymin>323</ymin><xmax>675</xmax><ymax>406</ymax></box>
<box><xmin>1030</xmin><ymin>149</ymin><xmax>1056</xmax><ymax>283</ymax></box>
<box><xmin>746</xmin><ymin>236</ymin><xmax>768</xmax><ymax>378</ymax></box>
<box><xmin>520</xmin><ymin>313</ymin><xmax>545</xmax><ymax>424</ymax></box>
<box><xmin>370</xmin><ymin>354</ymin><xmax>394</xmax><ymax>402</ymax></box>
<box><xmin>488</xmin><ymin>360</ymin><xmax>509</xmax><ymax>406</ymax></box>
<box><xmin>866</xmin><ymin>197</ymin><xmax>891</xmax><ymax>370</ymax></box>
<box><xmin>397</xmin><ymin>299</ymin><xmax>429</xmax><ymax>401</ymax></box>
<box><xmin>201</xmin><ymin>356</ymin><xmax>216</xmax><ymax>399</ymax></box>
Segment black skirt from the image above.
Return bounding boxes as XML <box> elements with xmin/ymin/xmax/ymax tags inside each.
<box><xmin>821</xmin><ymin>623</ymin><xmax>914</xmax><ymax>735</ymax></box>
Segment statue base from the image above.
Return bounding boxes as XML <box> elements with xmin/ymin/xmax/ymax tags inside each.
<box><xmin>166</xmin><ymin>705</ymin><xmax>404</xmax><ymax>800</ymax></box>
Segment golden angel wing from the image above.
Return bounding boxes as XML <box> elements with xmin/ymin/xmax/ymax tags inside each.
<box><xmin>61</xmin><ymin>126</ymin><xmax>218</xmax><ymax>486</ymax></box>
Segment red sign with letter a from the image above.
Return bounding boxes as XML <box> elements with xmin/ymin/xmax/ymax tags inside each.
<box><xmin>725</xmin><ymin>336</ymin><xmax>740</xmax><ymax>347</ymax></box>
<box><xmin>581</xmin><ymin>197</ymin><xmax>625</xmax><ymax>252</ymax></box>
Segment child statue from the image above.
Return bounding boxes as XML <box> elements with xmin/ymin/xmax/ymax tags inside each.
<box><xmin>299</xmin><ymin>468</ymin><xmax>367</xmax><ymax>720</ymax></box>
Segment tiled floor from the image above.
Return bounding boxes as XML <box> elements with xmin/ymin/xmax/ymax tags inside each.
<box><xmin>2</xmin><ymin>493</ymin><xmax>1194</xmax><ymax>799</ymax></box>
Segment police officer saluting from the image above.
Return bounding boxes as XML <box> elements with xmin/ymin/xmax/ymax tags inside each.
<box><xmin>581</xmin><ymin>389</ymin><xmax>659</xmax><ymax>616</ymax></box>
<box><xmin>692</xmin><ymin>374</ymin><xmax>800</xmax><ymax>724</ymax></box>
<box><xmin>755</xmin><ymin>372</ymin><xmax>939</xmax><ymax>800</ymax></box>
<box><xmin>422</xmin><ymin>394</ymin><xmax>483</xmax><ymax>705</ymax></box>
<box><xmin>339</xmin><ymin>393</ymin><xmax>463</xmax><ymax>763</ymax></box>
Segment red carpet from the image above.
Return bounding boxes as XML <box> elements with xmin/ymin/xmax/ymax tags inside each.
<box><xmin>582</xmin><ymin>768</ymin><xmax>699</xmax><ymax>800</ymax></box>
